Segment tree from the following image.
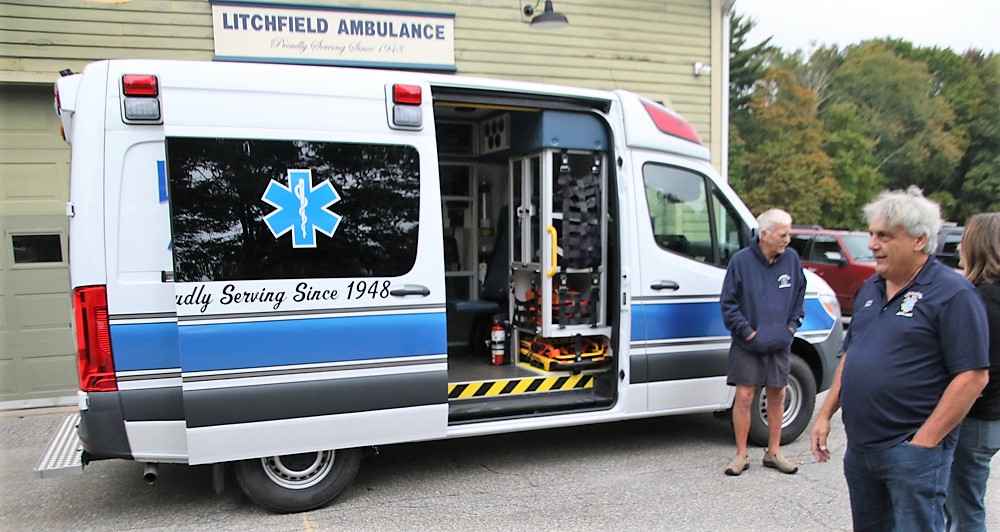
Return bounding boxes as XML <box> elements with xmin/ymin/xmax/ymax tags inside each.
<box><xmin>958</xmin><ymin>53</ymin><xmax>1000</xmax><ymax>217</ymax></box>
<box><xmin>822</xmin><ymin>102</ymin><xmax>883</xmax><ymax>229</ymax></box>
<box><xmin>729</xmin><ymin>12</ymin><xmax>777</xmax><ymax>118</ymax></box>
<box><xmin>728</xmin><ymin>12</ymin><xmax>779</xmax><ymax>201</ymax></box>
<box><xmin>828</xmin><ymin>42</ymin><xmax>963</xmax><ymax>208</ymax></box>
<box><xmin>776</xmin><ymin>44</ymin><xmax>844</xmax><ymax>111</ymax></box>
<box><xmin>733</xmin><ymin>67</ymin><xmax>840</xmax><ymax>223</ymax></box>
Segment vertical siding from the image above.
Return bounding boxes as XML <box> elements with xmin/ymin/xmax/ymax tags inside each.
<box><xmin>0</xmin><ymin>0</ymin><xmax>715</xmax><ymax>148</ymax></box>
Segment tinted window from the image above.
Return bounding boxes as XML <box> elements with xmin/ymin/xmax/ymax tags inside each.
<box><xmin>808</xmin><ymin>236</ymin><xmax>842</xmax><ymax>263</ymax></box>
<box><xmin>167</xmin><ymin>137</ymin><xmax>420</xmax><ymax>282</ymax></box>
<box><xmin>841</xmin><ymin>234</ymin><xmax>873</xmax><ymax>262</ymax></box>
<box><xmin>642</xmin><ymin>163</ymin><xmax>746</xmax><ymax>267</ymax></box>
<box><xmin>790</xmin><ymin>234</ymin><xmax>811</xmax><ymax>258</ymax></box>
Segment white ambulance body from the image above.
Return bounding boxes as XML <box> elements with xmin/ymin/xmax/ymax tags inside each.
<box><xmin>37</xmin><ymin>59</ymin><xmax>842</xmax><ymax>512</ymax></box>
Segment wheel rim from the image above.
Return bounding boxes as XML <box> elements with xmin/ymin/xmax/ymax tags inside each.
<box><xmin>261</xmin><ymin>451</ymin><xmax>335</xmax><ymax>490</ymax></box>
<box><xmin>758</xmin><ymin>374</ymin><xmax>802</xmax><ymax>429</ymax></box>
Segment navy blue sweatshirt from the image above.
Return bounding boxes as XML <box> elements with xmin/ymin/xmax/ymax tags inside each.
<box><xmin>720</xmin><ymin>238</ymin><xmax>806</xmax><ymax>355</ymax></box>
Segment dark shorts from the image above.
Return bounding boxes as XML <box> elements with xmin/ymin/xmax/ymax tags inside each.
<box><xmin>726</xmin><ymin>342</ymin><xmax>791</xmax><ymax>388</ymax></box>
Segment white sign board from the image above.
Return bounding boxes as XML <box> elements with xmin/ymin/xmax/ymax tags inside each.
<box><xmin>211</xmin><ymin>1</ymin><xmax>456</xmax><ymax>71</ymax></box>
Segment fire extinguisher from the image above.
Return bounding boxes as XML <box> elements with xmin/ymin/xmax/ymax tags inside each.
<box><xmin>490</xmin><ymin>317</ymin><xmax>506</xmax><ymax>366</ymax></box>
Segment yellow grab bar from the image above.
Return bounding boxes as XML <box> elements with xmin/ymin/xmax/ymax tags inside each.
<box><xmin>547</xmin><ymin>224</ymin><xmax>558</xmax><ymax>278</ymax></box>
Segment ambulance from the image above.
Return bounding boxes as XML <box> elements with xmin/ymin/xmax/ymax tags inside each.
<box><xmin>35</xmin><ymin>59</ymin><xmax>843</xmax><ymax>513</ymax></box>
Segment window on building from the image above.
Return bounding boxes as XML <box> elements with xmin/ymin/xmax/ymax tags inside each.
<box><xmin>11</xmin><ymin>234</ymin><xmax>63</xmax><ymax>264</ymax></box>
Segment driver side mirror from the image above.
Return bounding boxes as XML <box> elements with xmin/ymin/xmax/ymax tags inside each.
<box><xmin>824</xmin><ymin>251</ymin><xmax>848</xmax><ymax>266</ymax></box>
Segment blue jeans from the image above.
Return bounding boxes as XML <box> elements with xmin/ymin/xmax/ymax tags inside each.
<box><xmin>843</xmin><ymin>440</ymin><xmax>956</xmax><ymax>532</ymax></box>
<box><xmin>945</xmin><ymin>417</ymin><xmax>1000</xmax><ymax>532</ymax></box>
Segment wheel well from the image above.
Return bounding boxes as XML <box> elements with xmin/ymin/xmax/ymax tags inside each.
<box><xmin>791</xmin><ymin>338</ymin><xmax>822</xmax><ymax>390</ymax></box>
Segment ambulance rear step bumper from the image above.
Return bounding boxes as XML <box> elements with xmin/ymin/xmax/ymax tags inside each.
<box><xmin>34</xmin><ymin>414</ymin><xmax>83</xmax><ymax>479</ymax></box>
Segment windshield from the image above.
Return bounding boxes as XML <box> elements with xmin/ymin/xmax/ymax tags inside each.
<box><xmin>842</xmin><ymin>234</ymin><xmax>873</xmax><ymax>262</ymax></box>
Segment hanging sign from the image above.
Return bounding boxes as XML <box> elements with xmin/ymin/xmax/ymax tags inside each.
<box><xmin>211</xmin><ymin>1</ymin><xmax>455</xmax><ymax>71</ymax></box>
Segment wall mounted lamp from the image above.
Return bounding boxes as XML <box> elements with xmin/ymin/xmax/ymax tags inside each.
<box><xmin>523</xmin><ymin>0</ymin><xmax>569</xmax><ymax>29</ymax></box>
<box><xmin>693</xmin><ymin>62</ymin><xmax>712</xmax><ymax>77</ymax></box>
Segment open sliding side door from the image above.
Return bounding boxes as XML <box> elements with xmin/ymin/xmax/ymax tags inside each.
<box><xmin>160</xmin><ymin>69</ymin><xmax>448</xmax><ymax>464</ymax></box>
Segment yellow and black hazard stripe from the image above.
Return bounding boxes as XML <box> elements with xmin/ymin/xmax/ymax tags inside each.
<box><xmin>448</xmin><ymin>374</ymin><xmax>594</xmax><ymax>400</ymax></box>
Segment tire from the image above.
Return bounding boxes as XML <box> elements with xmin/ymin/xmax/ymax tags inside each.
<box><xmin>748</xmin><ymin>355</ymin><xmax>816</xmax><ymax>447</ymax></box>
<box><xmin>234</xmin><ymin>448</ymin><xmax>362</xmax><ymax>513</ymax></box>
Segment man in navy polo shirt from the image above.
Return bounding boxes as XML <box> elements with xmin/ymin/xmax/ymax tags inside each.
<box><xmin>810</xmin><ymin>187</ymin><xmax>989</xmax><ymax>532</ymax></box>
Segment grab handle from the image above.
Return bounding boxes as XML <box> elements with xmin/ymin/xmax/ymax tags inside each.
<box><xmin>546</xmin><ymin>225</ymin><xmax>558</xmax><ymax>278</ymax></box>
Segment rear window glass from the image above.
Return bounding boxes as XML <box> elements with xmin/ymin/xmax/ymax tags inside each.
<box><xmin>166</xmin><ymin>137</ymin><xmax>420</xmax><ymax>282</ymax></box>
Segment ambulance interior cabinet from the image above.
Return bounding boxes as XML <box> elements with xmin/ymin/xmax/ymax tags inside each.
<box><xmin>509</xmin><ymin>148</ymin><xmax>609</xmax><ymax>340</ymax></box>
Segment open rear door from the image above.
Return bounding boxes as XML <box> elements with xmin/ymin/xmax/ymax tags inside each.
<box><xmin>160</xmin><ymin>66</ymin><xmax>448</xmax><ymax>464</ymax></box>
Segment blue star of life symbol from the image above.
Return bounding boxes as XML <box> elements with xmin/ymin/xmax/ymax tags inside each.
<box><xmin>262</xmin><ymin>169</ymin><xmax>342</xmax><ymax>248</ymax></box>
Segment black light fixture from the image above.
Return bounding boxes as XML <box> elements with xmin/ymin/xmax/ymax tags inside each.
<box><xmin>523</xmin><ymin>0</ymin><xmax>569</xmax><ymax>29</ymax></box>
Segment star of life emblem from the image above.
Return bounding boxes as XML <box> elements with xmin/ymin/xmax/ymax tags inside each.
<box><xmin>896</xmin><ymin>290</ymin><xmax>923</xmax><ymax>318</ymax></box>
<box><xmin>262</xmin><ymin>169</ymin><xmax>342</xmax><ymax>248</ymax></box>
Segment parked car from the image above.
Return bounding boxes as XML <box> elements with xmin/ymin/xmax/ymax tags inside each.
<box><xmin>934</xmin><ymin>223</ymin><xmax>964</xmax><ymax>270</ymax></box>
<box><xmin>790</xmin><ymin>227</ymin><xmax>876</xmax><ymax>316</ymax></box>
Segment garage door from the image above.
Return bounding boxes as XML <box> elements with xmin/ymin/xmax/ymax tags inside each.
<box><xmin>0</xmin><ymin>85</ymin><xmax>75</xmax><ymax>406</ymax></box>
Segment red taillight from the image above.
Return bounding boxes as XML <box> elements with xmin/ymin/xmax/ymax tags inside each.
<box><xmin>73</xmin><ymin>286</ymin><xmax>117</xmax><ymax>392</ymax></box>
<box><xmin>122</xmin><ymin>74</ymin><xmax>158</xmax><ymax>97</ymax></box>
<box><xmin>641</xmin><ymin>101</ymin><xmax>703</xmax><ymax>145</ymax></box>
<box><xmin>392</xmin><ymin>84</ymin><xmax>421</xmax><ymax>105</ymax></box>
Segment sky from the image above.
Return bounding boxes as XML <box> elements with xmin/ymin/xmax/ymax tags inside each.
<box><xmin>734</xmin><ymin>0</ymin><xmax>999</xmax><ymax>55</ymax></box>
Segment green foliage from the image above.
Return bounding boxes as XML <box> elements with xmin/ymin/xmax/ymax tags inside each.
<box><xmin>729</xmin><ymin>20</ymin><xmax>998</xmax><ymax>228</ymax></box>
<box><xmin>821</xmin><ymin>103</ymin><xmax>883</xmax><ymax>229</ymax></box>
<box><xmin>736</xmin><ymin>67</ymin><xmax>840</xmax><ymax>224</ymax></box>
<box><xmin>830</xmin><ymin>42</ymin><xmax>963</xmax><ymax>198</ymax></box>
<box><xmin>729</xmin><ymin>12</ymin><xmax>777</xmax><ymax>114</ymax></box>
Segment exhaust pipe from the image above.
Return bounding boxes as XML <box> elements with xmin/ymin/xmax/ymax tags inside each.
<box><xmin>143</xmin><ymin>462</ymin><xmax>159</xmax><ymax>484</ymax></box>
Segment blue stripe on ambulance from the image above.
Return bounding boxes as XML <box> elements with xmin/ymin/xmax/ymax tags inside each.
<box><xmin>629</xmin><ymin>298</ymin><xmax>835</xmax><ymax>384</ymax></box>
<box><xmin>111</xmin><ymin>322</ymin><xmax>179</xmax><ymax>371</ymax></box>
<box><xmin>177</xmin><ymin>311</ymin><xmax>446</xmax><ymax>372</ymax></box>
<box><xmin>631</xmin><ymin>297</ymin><xmax>834</xmax><ymax>342</ymax></box>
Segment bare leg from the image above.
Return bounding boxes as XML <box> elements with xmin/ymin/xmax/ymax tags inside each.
<box><xmin>733</xmin><ymin>384</ymin><xmax>755</xmax><ymax>456</ymax></box>
<box><xmin>765</xmin><ymin>385</ymin><xmax>786</xmax><ymax>454</ymax></box>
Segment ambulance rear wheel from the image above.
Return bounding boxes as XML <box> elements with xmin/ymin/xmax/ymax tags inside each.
<box><xmin>234</xmin><ymin>448</ymin><xmax>361</xmax><ymax>513</ymax></box>
<box><xmin>748</xmin><ymin>355</ymin><xmax>816</xmax><ymax>447</ymax></box>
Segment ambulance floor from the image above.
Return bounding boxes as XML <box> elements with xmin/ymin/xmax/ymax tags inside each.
<box><xmin>447</xmin><ymin>352</ymin><xmax>535</xmax><ymax>383</ymax></box>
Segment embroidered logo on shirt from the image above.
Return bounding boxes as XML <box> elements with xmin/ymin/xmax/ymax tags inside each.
<box><xmin>777</xmin><ymin>274</ymin><xmax>792</xmax><ymax>289</ymax></box>
<box><xmin>864</xmin><ymin>299</ymin><xmax>873</xmax><ymax>308</ymax></box>
<box><xmin>896</xmin><ymin>291</ymin><xmax>923</xmax><ymax>318</ymax></box>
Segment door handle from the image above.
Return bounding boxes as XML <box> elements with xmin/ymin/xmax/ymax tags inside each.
<box><xmin>650</xmin><ymin>280</ymin><xmax>680</xmax><ymax>291</ymax></box>
<box><xmin>390</xmin><ymin>285</ymin><xmax>431</xmax><ymax>297</ymax></box>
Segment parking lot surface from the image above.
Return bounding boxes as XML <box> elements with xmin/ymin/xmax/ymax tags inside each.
<box><xmin>3</xmin><ymin>394</ymin><xmax>997</xmax><ymax>531</ymax></box>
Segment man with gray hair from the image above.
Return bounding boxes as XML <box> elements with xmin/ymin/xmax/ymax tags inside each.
<box><xmin>721</xmin><ymin>208</ymin><xmax>805</xmax><ymax>476</ymax></box>
<box><xmin>810</xmin><ymin>186</ymin><xmax>989</xmax><ymax>531</ymax></box>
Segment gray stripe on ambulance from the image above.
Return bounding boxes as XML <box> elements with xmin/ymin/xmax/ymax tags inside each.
<box><xmin>121</xmin><ymin>387</ymin><xmax>184</xmax><ymax>421</ymax></box>
<box><xmin>109</xmin><ymin>312</ymin><xmax>176</xmax><ymax>321</ymax></box>
<box><xmin>629</xmin><ymin>349</ymin><xmax>729</xmax><ymax>384</ymax></box>
<box><xmin>184</xmin><ymin>370</ymin><xmax>447</xmax><ymax>428</ymax></box>
<box><xmin>182</xmin><ymin>357</ymin><xmax>443</xmax><ymax>382</ymax></box>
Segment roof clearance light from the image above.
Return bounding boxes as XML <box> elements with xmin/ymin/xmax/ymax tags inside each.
<box><xmin>392</xmin><ymin>84</ymin><xmax>421</xmax><ymax>105</ymax></box>
<box><xmin>122</xmin><ymin>74</ymin><xmax>158</xmax><ymax>97</ymax></box>
<box><xmin>641</xmin><ymin>101</ymin><xmax>703</xmax><ymax>145</ymax></box>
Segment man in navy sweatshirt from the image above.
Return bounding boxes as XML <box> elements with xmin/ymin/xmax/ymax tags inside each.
<box><xmin>720</xmin><ymin>208</ymin><xmax>805</xmax><ymax>476</ymax></box>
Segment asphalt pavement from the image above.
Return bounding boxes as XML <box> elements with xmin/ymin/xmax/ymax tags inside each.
<box><xmin>2</xmin><ymin>394</ymin><xmax>998</xmax><ymax>531</ymax></box>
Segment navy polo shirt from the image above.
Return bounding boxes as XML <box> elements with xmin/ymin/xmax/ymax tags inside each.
<box><xmin>840</xmin><ymin>257</ymin><xmax>989</xmax><ymax>453</ymax></box>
